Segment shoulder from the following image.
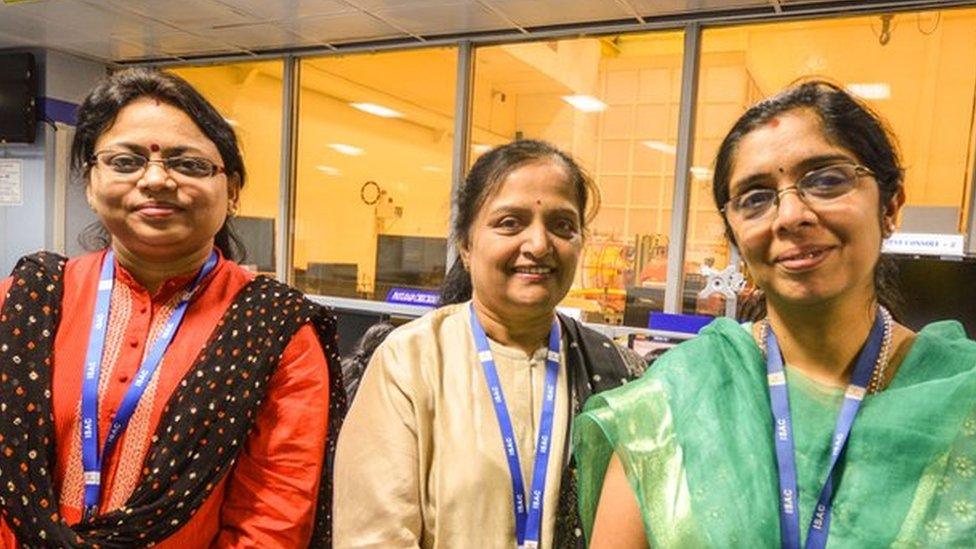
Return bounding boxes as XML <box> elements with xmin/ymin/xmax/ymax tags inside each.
<box><xmin>902</xmin><ymin>321</ymin><xmax>976</xmax><ymax>378</ymax></box>
<box><xmin>584</xmin><ymin>317</ymin><xmax>760</xmax><ymax>411</ymax></box>
<box><xmin>380</xmin><ymin>301</ymin><xmax>469</xmax><ymax>350</ymax></box>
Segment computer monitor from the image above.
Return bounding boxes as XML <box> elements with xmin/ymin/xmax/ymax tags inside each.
<box><xmin>233</xmin><ymin>216</ymin><xmax>275</xmax><ymax>273</ymax></box>
<box><xmin>890</xmin><ymin>254</ymin><xmax>976</xmax><ymax>337</ymax></box>
<box><xmin>374</xmin><ymin>235</ymin><xmax>447</xmax><ymax>300</ymax></box>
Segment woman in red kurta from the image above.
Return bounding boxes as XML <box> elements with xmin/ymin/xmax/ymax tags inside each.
<box><xmin>0</xmin><ymin>68</ymin><xmax>344</xmax><ymax>547</ymax></box>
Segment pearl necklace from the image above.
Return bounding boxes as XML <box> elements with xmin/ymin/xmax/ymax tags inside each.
<box><xmin>758</xmin><ymin>306</ymin><xmax>894</xmax><ymax>394</ymax></box>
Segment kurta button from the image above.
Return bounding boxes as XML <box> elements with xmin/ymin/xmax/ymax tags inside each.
<box><xmin>140</xmin><ymin>307</ymin><xmax>148</xmax><ymax>314</ymax></box>
<box><xmin>118</xmin><ymin>374</ymin><xmax>129</xmax><ymax>383</ymax></box>
<box><xmin>129</xmin><ymin>340</ymin><xmax>139</xmax><ymax>348</ymax></box>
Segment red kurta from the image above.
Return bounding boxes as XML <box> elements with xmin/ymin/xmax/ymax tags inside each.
<box><xmin>0</xmin><ymin>250</ymin><xmax>330</xmax><ymax>547</ymax></box>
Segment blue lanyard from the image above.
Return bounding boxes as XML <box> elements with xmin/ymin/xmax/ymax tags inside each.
<box><xmin>81</xmin><ymin>249</ymin><xmax>218</xmax><ymax>520</ymax></box>
<box><xmin>766</xmin><ymin>310</ymin><xmax>885</xmax><ymax>549</ymax></box>
<box><xmin>470</xmin><ymin>304</ymin><xmax>560</xmax><ymax>549</ymax></box>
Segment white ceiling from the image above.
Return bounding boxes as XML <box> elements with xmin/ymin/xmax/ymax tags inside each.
<box><xmin>0</xmin><ymin>0</ymin><xmax>925</xmax><ymax>63</ymax></box>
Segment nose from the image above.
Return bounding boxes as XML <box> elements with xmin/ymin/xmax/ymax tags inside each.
<box><xmin>136</xmin><ymin>161</ymin><xmax>176</xmax><ymax>192</ymax></box>
<box><xmin>521</xmin><ymin>220</ymin><xmax>553</xmax><ymax>259</ymax></box>
<box><xmin>771</xmin><ymin>187</ymin><xmax>817</xmax><ymax>233</ymax></box>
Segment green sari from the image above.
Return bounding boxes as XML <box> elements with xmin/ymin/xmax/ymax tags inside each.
<box><xmin>574</xmin><ymin>318</ymin><xmax>976</xmax><ymax>547</ymax></box>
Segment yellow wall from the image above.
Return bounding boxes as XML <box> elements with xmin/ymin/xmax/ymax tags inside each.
<box><xmin>169</xmin><ymin>63</ymin><xmax>283</xmax><ymax>221</ymax></box>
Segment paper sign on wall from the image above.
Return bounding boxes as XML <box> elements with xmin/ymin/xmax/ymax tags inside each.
<box><xmin>0</xmin><ymin>159</ymin><xmax>23</xmax><ymax>206</ymax></box>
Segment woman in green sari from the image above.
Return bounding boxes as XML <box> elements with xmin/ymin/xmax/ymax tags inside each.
<box><xmin>575</xmin><ymin>80</ymin><xmax>976</xmax><ymax>547</ymax></box>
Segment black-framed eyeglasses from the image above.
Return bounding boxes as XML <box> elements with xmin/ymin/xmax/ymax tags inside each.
<box><xmin>722</xmin><ymin>163</ymin><xmax>875</xmax><ymax>221</ymax></box>
<box><xmin>89</xmin><ymin>151</ymin><xmax>226</xmax><ymax>179</ymax></box>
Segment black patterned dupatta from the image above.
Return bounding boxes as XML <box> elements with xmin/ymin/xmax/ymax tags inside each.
<box><xmin>552</xmin><ymin>314</ymin><xmax>647</xmax><ymax>549</ymax></box>
<box><xmin>0</xmin><ymin>252</ymin><xmax>347</xmax><ymax>548</ymax></box>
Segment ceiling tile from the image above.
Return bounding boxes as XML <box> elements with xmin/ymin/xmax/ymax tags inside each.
<box><xmin>627</xmin><ymin>0</ymin><xmax>771</xmax><ymax>17</ymax></box>
<box><xmin>129</xmin><ymin>30</ymin><xmax>243</xmax><ymax>56</ymax></box>
<box><xmin>53</xmin><ymin>38</ymin><xmax>167</xmax><ymax>62</ymax></box>
<box><xmin>486</xmin><ymin>0</ymin><xmax>635</xmax><ymax>28</ymax></box>
<box><xmin>283</xmin><ymin>12</ymin><xmax>406</xmax><ymax>44</ymax></box>
<box><xmin>93</xmin><ymin>0</ymin><xmax>260</xmax><ymax>31</ymax></box>
<box><xmin>222</xmin><ymin>0</ymin><xmax>356</xmax><ymax>21</ymax></box>
<box><xmin>373</xmin><ymin>2</ymin><xmax>511</xmax><ymax>36</ymax></box>
<box><xmin>2</xmin><ymin>0</ymin><xmax>148</xmax><ymax>42</ymax></box>
<box><xmin>206</xmin><ymin>23</ymin><xmax>320</xmax><ymax>50</ymax></box>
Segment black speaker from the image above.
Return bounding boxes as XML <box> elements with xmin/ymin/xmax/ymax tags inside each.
<box><xmin>0</xmin><ymin>53</ymin><xmax>37</xmax><ymax>143</ymax></box>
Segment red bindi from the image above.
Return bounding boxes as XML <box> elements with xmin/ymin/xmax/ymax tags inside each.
<box><xmin>536</xmin><ymin>199</ymin><xmax>542</xmax><ymax>205</ymax></box>
<box><xmin>149</xmin><ymin>143</ymin><xmax>160</xmax><ymax>152</ymax></box>
<box><xmin>768</xmin><ymin>117</ymin><xmax>780</xmax><ymax>128</ymax></box>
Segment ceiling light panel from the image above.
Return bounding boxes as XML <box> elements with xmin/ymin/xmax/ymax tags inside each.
<box><xmin>351</xmin><ymin>102</ymin><xmax>404</xmax><ymax>118</ymax></box>
<box><xmin>329</xmin><ymin>143</ymin><xmax>366</xmax><ymax>156</ymax></box>
<box><xmin>562</xmin><ymin>95</ymin><xmax>607</xmax><ymax>113</ymax></box>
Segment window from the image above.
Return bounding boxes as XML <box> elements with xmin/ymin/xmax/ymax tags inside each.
<box><xmin>293</xmin><ymin>48</ymin><xmax>458</xmax><ymax>301</ymax></box>
<box><xmin>169</xmin><ymin>61</ymin><xmax>284</xmax><ymax>273</ymax></box>
<box><xmin>472</xmin><ymin>31</ymin><xmax>686</xmax><ymax>327</ymax></box>
<box><xmin>686</xmin><ymin>7</ymin><xmax>976</xmax><ymax>315</ymax></box>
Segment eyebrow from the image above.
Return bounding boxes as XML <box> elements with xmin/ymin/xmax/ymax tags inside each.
<box><xmin>729</xmin><ymin>153</ymin><xmax>856</xmax><ymax>195</ymax></box>
<box><xmin>108</xmin><ymin>142</ymin><xmax>208</xmax><ymax>157</ymax></box>
<box><xmin>487</xmin><ymin>204</ymin><xmax>580</xmax><ymax>219</ymax></box>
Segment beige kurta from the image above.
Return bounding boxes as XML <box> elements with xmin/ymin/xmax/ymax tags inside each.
<box><xmin>334</xmin><ymin>302</ymin><xmax>570</xmax><ymax>548</ymax></box>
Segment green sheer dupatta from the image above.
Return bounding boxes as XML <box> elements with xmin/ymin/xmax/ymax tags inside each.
<box><xmin>574</xmin><ymin>318</ymin><xmax>976</xmax><ymax>547</ymax></box>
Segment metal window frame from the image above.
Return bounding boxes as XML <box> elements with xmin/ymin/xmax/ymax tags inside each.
<box><xmin>664</xmin><ymin>22</ymin><xmax>701</xmax><ymax>314</ymax></box>
<box><xmin>276</xmin><ymin>55</ymin><xmax>300</xmax><ymax>283</ymax></box>
<box><xmin>140</xmin><ymin>0</ymin><xmax>976</xmax><ymax>330</ymax></box>
<box><xmin>448</xmin><ymin>41</ymin><xmax>475</xmax><ymax>272</ymax></box>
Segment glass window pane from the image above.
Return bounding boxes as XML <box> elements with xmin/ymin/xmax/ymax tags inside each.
<box><xmin>686</xmin><ymin>7</ymin><xmax>976</xmax><ymax>316</ymax></box>
<box><xmin>293</xmin><ymin>48</ymin><xmax>457</xmax><ymax>301</ymax></box>
<box><xmin>471</xmin><ymin>32</ymin><xmax>685</xmax><ymax>327</ymax></box>
<box><xmin>169</xmin><ymin>62</ymin><xmax>284</xmax><ymax>274</ymax></box>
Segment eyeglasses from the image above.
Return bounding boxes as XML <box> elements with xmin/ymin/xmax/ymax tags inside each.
<box><xmin>722</xmin><ymin>163</ymin><xmax>874</xmax><ymax>222</ymax></box>
<box><xmin>89</xmin><ymin>151</ymin><xmax>225</xmax><ymax>180</ymax></box>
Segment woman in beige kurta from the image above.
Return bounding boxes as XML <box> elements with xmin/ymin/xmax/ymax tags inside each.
<box><xmin>333</xmin><ymin>140</ymin><xmax>643</xmax><ymax>548</ymax></box>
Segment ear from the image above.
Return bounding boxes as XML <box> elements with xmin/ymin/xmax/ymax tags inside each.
<box><xmin>85</xmin><ymin>182</ymin><xmax>95</xmax><ymax>210</ymax></box>
<box><xmin>226</xmin><ymin>173</ymin><xmax>242</xmax><ymax>215</ymax></box>
<box><xmin>457</xmin><ymin>238</ymin><xmax>471</xmax><ymax>270</ymax></box>
<box><xmin>882</xmin><ymin>185</ymin><xmax>906</xmax><ymax>236</ymax></box>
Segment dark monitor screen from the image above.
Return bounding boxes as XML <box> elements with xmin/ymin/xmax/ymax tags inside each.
<box><xmin>234</xmin><ymin>216</ymin><xmax>275</xmax><ymax>272</ymax></box>
<box><xmin>374</xmin><ymin>235</ymin><xmax>447</xmax><ymax>298</ymax></box>
<box><xmin>891</xmin><ymin>254</ymin><xmax>976</xmax><ymax>337</ymax></box>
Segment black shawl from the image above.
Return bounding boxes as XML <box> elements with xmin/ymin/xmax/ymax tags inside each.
<box><xmin>0</xmin><ymin>252</ymin><xmax>346</xmax><ymax>548</ymax></box>
<box><xmin>553</xmin><ymin>313</ymin><xmax>647</xmax><ymax>548</ymax></box>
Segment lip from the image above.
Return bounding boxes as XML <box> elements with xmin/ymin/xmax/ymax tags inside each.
<box><xmin>511</xmin><ymin>264</ymin><xmax>557</xmax><ymax>281</ymax></box>
<box><xmin>133</xmin><ymin>201</ymin><xmax>182</xmax><ymax>218</ymax></box>
<box><xmin>774</xmin><ymin>245</ymin><xmax>835</xmax><ymax>272</ymax></box>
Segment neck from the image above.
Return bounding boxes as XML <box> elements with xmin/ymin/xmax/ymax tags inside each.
<box><xmin>471</xmin><ymin>296</ymin><xmax>554</xmax><ymax>356</ymax></box>
<box><xmin>111</xmin><ymin>241</ymin><xmax>213</xmax><ymax>294</ymax></box>
<box><xmin>764</xmin><ymin>295</ymin><xmax>878</xmax><ymax>387</ymax></box>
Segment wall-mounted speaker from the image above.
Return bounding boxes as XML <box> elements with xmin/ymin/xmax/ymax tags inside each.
<box><xmin>0</xmin><ymin>52</ymin><xmax>37</xmax><ymax>144</ymax></box>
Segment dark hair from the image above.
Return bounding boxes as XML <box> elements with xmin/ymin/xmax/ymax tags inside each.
<box><xmin>438</xmin><ymin>139</ymin><xmax>598</xmax><ymax>305</ymax></box>
<box><xmin>712</xmin><ymin>79</ymin><xmax>903</xmax><ymax>320</ymax></box>
<box><xmin>340</xmin><ymin>322</ymin><xmax>396</xmax><ymax>402</ymax></box>
<box><xmin>71</xmin><ymin>67</ymin><xmax>246</xmax><ymax>261</ymax></box>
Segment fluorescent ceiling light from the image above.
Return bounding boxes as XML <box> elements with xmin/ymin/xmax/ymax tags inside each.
<box><xmin>328</xmin><ymin>143</ymin><xmax>365</xmax><ymax>156</ymax></box>
<box><xmin>642</xmin><ymin>140</ymin><xmax>676</xmax><ymax>155</ymax></box>
<box><xmin>562</xmin><ymin>95</ymin><xmax>607</xmax><ymax>113</ymax></box>
<box><xmin>472</xmin><ymin>143</ymin><xmax>492</xmax><ymax>154</ymax></box>
<box><xmin>316</xmin><ymin>165</ymin><xmax>342</xmax><ymax>176</ymax></box>
<box><xmin>350</xmin><ymin>102</ymin><xmax>404</xmax><ymax>118</ymax></box>
<box><xmin>846</xmin><ymin>83</ymin><xmax>890</xmax><ymax>100</ymax></box>
<box><xmin>690</xmin><ymin>166</ymin><xmax>713</xmax><ymax>180</ymax></box>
